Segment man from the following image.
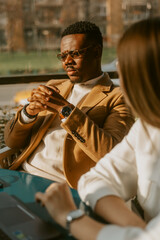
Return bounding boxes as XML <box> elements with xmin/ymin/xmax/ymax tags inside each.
<box><xmin>4</xmin><ymin>21</ymin><xmax>134</xmax><ymax>189</ymax></box>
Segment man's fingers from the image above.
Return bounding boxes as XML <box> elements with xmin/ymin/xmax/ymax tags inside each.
<box><xmin>28</xmin><ymin>95</ymin><xmax>48</xmax><ymax>105</ymax></box>
<box><xmin>31</xmin><ymin>88</ymin><xmax>46</xmax><ymax>97</ymax></box>
<box><xmin>28</xmin><ymin>102</ymin><xmax>42</xmax><ymax>109</ymax></box>
<box><xmin>45</xmin><ymin>182</ymin><xmax>62</xmax><ymax>193</ymax></box>
<box><xmin>38</xmin><ymin>85</ymin><xmax>60</xmax><ymax>96</ymax></box>
<box><xmin>27</xmin><ymin>101</ymin><xmax>47</xmax><ymax>111</ymax></box>
<box><xmin>35</xmin><ymin>192</ymin><xmax>45</xmax><ymax>207</ymax></box>
<box><xmin>47</xmin><ymin>85</ymin><xmax>60</xmax><ymax>93</ymax></box>
<box><xmin>31</xmin><ymin>85</ymin><xmax>60</xmax><ymax>100</ymax></box>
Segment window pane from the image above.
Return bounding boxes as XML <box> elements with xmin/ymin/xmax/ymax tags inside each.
<box><xmin>0</xmin><ymin>0</ymin><xmax>160</xmax><ymax>76</ymax></box>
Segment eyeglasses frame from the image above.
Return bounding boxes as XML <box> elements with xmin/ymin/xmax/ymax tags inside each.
<box><xmin>57</xmin><ymin>45</ymin><xmax>94</xmax><ymax>61</ymax></box>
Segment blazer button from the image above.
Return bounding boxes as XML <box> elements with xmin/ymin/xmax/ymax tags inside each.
<box><xmin>77</xmin><ymin>135</ymin><xmax>81</xmax><ymax>140</ymax></box>
<box><xmin>74</xmin><ymin>132</ymin><xmax>78</xmax><ymax>137</ymax></box>
<box><xmin>71</xmin><ymin>130</ymin><xmax>76</xmax><ymax>135</ymax></box>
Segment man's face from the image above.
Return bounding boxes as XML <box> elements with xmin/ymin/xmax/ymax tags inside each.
<box><xmin>60</xmin><ymin>34</ymin><xmax>99</xmax><ymax>83</ymax></box>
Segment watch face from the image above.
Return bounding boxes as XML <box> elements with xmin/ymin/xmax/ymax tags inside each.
<box><xmin>67</xmin><ymin>209</ymin><xmax>85</xmax><ymax>222</ymax></box>
<box><xmin>62</xmin><ymin>106</ymin><xmax>72</xmax><ymax>117</ymax></box>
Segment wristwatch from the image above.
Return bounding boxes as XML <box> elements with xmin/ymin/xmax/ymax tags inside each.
<box><xmin>59</xmin><ymin>104</ymin><xmax>74</xmax><ymax>120</ymax></box>
<box><xmin>66</xmin><ymin>209</ymin><xmax>85</xmax><ymax>235</ymax></box>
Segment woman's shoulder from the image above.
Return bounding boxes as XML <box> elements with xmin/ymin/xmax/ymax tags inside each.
<box><xmin>125</xmin><ymin>119</ymin><xmax>160</xmax><ymax>147</ymax></box>
<box><xmin>129</xmin><ymin>119</ymin><xmax>160</xmax><ymax>152</ymax></box>
<box><xmin>129</xmin><ymin>119</ymin><xmax>159</xmax><ymax>134</ymax></box>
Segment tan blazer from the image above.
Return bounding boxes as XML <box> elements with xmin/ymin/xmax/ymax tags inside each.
<box><xmin>4</xmin><ymin>73</ymin><xmax>134</xmax><ymax>188</ymax></box>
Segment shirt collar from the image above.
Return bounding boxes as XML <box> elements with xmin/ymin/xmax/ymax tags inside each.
<box><xmin>76</xmin><ymin>72</ymin><xmax>104</xmax><ymax>87</ymax></box>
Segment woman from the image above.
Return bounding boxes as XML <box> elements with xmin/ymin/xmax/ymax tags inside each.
<box><xmin>36</xmin><ymin>17</ymin><xmax>160</xmax><ymax>239</ymax></box>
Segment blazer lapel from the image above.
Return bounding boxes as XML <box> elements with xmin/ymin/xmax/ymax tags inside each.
<box><xmin>57</xmin><ymin>80</ymin><xmax>73</xmax><ymax>99</ymax></box>
<box><xmin>78</xmin><ymin>73</ymin><xmax>113</xmax><ymax>114</ymax></box>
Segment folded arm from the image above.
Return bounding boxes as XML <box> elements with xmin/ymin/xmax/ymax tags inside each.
<box><xmin>62</xmin><ymin>92</ymin><xmax>134</xmax><ymax>162</ymax></box>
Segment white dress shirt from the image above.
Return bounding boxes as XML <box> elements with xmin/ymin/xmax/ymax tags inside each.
<box><xmin>78</xmin><ymin>119</ymin><xmax>160</xmax><ymax>240</ymax></box>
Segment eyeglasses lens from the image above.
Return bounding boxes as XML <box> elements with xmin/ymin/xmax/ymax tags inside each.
<box><xmin>57</xmin><ymin>46</ymin><xmax>91</xmax><ymax>61</ymax></box>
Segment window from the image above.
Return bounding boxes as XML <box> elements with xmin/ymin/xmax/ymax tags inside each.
<box><xmin>0</xmin><ymin>0</ymin><xmax>160</xmax><ymax>76</ymax></box>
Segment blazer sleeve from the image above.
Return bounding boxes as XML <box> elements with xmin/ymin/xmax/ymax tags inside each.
<box><xmin>4</xmin><ymin>108</ymin><xmax>37</xmax><ymax>148</ymax></box>
<box><xmin>61</xmin><ymin>89</ymin><xmax>135</xmax><ymax>162</ymax></box>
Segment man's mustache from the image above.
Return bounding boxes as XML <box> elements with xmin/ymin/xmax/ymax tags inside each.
<box><xmin>66</xmin><ymin>66</ymin><xmax>77</xmax><ymax>71</ymax></box>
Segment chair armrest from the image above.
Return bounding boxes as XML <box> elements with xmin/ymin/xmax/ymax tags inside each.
<box><xmin>0</xmin><ymin>146</ymin><xmax>21</xmax><ymax>169</ymax></box>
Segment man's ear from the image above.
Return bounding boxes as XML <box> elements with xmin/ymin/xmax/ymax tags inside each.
<box><xmin>94</xmin><ymin>45</ymin><xmax>102</xmax><ymax>58</ymax></box>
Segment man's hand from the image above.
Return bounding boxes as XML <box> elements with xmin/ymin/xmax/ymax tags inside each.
<box><xmin>35</xmin><ymin>182</ymin><xmax>77</xmax><ymax>228</ymax></box>
<box><xmin>26</xmin><ymin>85</ymin><xmax>70</xmax><ymax>116</ymax></box>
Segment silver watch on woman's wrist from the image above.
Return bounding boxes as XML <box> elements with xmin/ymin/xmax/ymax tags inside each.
<box><xmin>66</xmin><ymin>209</ymin><xmax>85</xmax><ymax>236</ymax></box>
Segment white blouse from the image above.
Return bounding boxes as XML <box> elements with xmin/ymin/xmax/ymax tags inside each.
<box><xmin>78</xmin><ymin>119</ymin><xmax>160</xmax><ymax>240</ymax></box>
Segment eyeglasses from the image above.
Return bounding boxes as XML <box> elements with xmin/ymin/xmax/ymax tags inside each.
<box><xmin>57</xmin><ymin>45</ymin><xmax>93</xmax><ymax>61</ymax></box>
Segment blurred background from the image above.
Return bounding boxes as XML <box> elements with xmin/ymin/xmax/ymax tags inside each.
<box><xmin>0</xmin><ymin>0</ymin><xmax>160</xmax><ymax>76</ymax></box>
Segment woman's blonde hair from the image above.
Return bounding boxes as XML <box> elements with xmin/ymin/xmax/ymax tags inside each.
<box><xmin>117</xmin><ymin>17</ymin><xmax>160</xmax><ymax>128</ymax></box>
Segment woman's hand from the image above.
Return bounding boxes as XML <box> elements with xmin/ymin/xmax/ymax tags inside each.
<box><xmin>36</xmin><ymin>182</ymin><xmax>107</xmax><ymax>240</ymax></box>
<box><xmin>35</xmin><ymin>182</ymin><xmax>77</xmax><ymax>228</ymax></box>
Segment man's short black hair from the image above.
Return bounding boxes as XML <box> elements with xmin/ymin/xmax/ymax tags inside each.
<box><xmin>61</xmin><ymin>21</ymin><xmax>103</xmax><ymax>48</ymax></box>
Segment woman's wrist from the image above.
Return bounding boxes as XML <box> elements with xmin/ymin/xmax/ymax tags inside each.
<box><xmin>66</xmin><ymin>209</ymin><xmax>85</xmax><ymax>236</ymax></box>
<box><xmin>69</xmin><ymin>214</ymin><xmax>104</xmax><ymax>240</ymax></box>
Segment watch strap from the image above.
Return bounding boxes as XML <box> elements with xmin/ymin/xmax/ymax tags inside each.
<box><xmin>66</xmin><ymin>209</ymin><xmax>85</xmax><ymax>236</ymax></box>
